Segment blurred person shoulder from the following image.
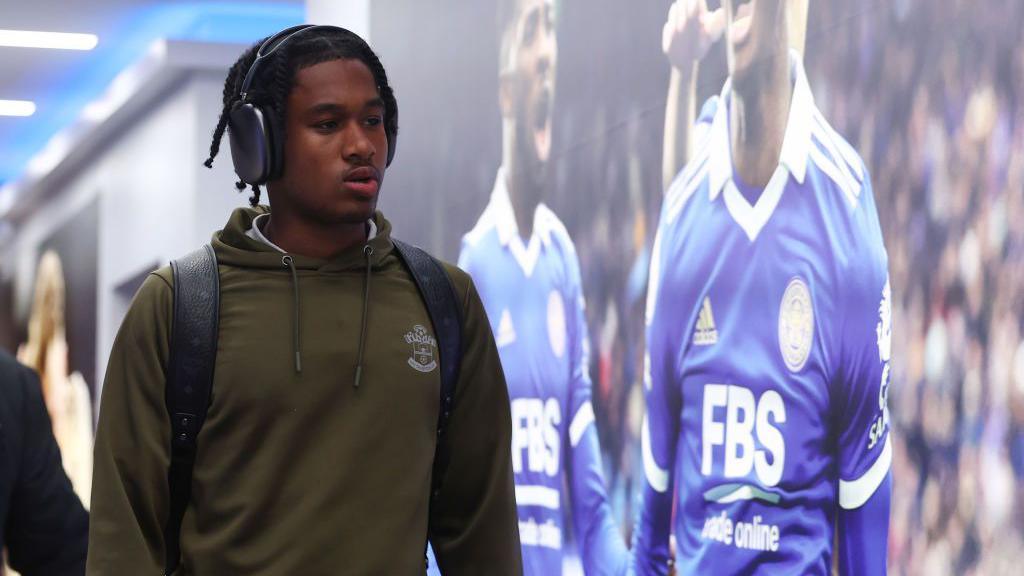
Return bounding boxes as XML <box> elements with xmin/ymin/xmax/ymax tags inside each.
<box><xmin>0</xmin><ymin>348</ymin><xmax>89</xmax><ymax>576</ymax></box>
<box><xmin>0</xmin><ymin>347</ymin><xmax>34</xmax><ymax>414</ymax></box>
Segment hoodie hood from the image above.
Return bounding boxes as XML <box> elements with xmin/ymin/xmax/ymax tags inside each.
<box><xmin>212</xmin><ymin>205</ymin><xmax>396</xmax><ymax>272</ymax></box>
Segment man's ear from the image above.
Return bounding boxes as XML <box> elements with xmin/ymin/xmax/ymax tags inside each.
<box><xmin>498</xmin><ymin>71</ymin><xmax>515</xmax><ymax>120</ymax></box>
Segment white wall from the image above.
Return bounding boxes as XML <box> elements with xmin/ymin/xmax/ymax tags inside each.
<box><xmin>0</xmin><ymin>43</ymin><xmax>248</xmax><ymax>413</ymax></box>
<box><xmin>306</xmin><ymin>0</ymin><xmax>371</xmax><ymax>40</ymax></box>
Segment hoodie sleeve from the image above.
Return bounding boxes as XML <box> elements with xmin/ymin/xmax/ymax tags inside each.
<box><xmin>429</xmin><ymin>267</ymin><xmax>522</xmax><ymax>575</ymax></box>
<box><xmin>87</xmin><ymin>271</ymin><xmax>173</xmax><ymax>575</ymax></box>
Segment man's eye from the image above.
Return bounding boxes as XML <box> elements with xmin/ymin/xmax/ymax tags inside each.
<box><xmin>315</xmin><ymin>121</ymin><xmax>337</xmax><ymax>130</ymax></box>
<box><xmin>366</xmin><ymin>116</ymin><xmax>383</xmax><ymax>127</ymax></box>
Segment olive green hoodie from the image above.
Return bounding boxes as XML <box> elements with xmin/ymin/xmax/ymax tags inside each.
<box><xmin>87</xmin><ymin>206</ymin><xmax>522</xmax><ymax>575</ymax></box>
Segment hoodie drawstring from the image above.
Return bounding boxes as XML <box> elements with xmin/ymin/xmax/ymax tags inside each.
<box><xmin>282</xmin><ymin>255</ymin><xmax>302</xmax><ymax>373</ymax></box>
<box><xmin>353</xmin><ymin>245</ymin><xmax>374</xmax><ymax>388</ymax></box>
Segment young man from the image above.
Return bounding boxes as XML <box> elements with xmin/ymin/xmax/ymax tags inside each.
<box><xmin>634</xmin><ymin>1</ymin><xmax>892</xmax><ymax>574</ymax></box>
<box><xmin>455</xmin><ymin>1</ymin><xmax>630</xmax><ymax>574</ymax></box>
<box><xmin>0</xmin><ymin>348</ymin><xmax>89</xmax><ymax>575</ymax></box>
<box><xmin>88</xmin><ymin>26</ymin><xmax>521</xmax><ymax>575</ymax></box>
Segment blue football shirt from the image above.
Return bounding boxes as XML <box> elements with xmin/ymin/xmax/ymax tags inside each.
<box><xmin>633</xmin><ymin>54</ymin><xmax>893</xmax><ymax>575</ymax></box>
<box><xmin>452</xmin><ymin>168</ymin><xmax>629</xmax><ymax>576</ymax></box>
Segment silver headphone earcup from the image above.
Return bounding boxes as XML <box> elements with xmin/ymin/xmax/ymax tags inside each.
<box><xmin>228</xmin><ymin>103</ymin><xmax>272</xmax><ymax>184</ymax></box>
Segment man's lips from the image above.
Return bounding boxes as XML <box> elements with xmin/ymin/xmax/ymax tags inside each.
<box><xmin>342</xmin><ymin>166</ymin><xmax>380</xmax><ymax>183</ymax></box>
<box><xmin>341</xmin><ymin>166</ymin><xmax>380</xmax><ymax>197</ymax></box>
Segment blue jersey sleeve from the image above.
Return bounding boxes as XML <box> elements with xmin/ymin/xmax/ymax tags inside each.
<box><xmin>633</xmin><ymin>226</ymin><xmax>682</xmax><ymax>576</ymax></box>
<box><xmin>835</xmin><ymin>172</ymin><xmax>893</xmax><ymax>511</ymax></box>
<box><xmin>837</xmin><ymin>469</ymin><xmax>891</xmax><ymax>575</ymax></box>
<box><xmin>561</xmin><ymin>238</ymin><xmax>631</xmax><ymax>575</ymax></box>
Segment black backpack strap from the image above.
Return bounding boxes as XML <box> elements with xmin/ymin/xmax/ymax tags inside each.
<box><xmin>390</xmin><ymin>239</ymin><xmax>463</xmax><ymax>502</ymax></box>
<box><xmin>164</xmin><ymin>244</ymin><xmax>219</xmax><ymax>576</ymax></box>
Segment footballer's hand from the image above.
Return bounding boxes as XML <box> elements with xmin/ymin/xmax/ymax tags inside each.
<box><xmin>662</xmin><ymin>0</ymin><xmax>726</xmax><ymax>70</ymax></box>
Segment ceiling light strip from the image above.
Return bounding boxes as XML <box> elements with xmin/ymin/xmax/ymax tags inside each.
<box><xmin>0</xmin><ymin>100</ymin><xmax>36</xmax><ymax>117</ymax></box>
<box><xmin>0</xmin><ymin>29</ymin><xmax>98</xmax><ymax>50</ymax></box>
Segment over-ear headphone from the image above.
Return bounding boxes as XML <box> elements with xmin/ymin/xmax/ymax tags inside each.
<box><xmin>227</xmin><ymin>24</ymin><xmax>398</xmax><ymax>185</ymax></box>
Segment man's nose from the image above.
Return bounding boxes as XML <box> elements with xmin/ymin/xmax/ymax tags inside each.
<box><xmin>343</xmin><ymin>123</ymin><xmax>376</xmax><ymax>162</ymax></box>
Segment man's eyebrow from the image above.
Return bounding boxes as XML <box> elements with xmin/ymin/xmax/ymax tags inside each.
<box><xmin>306</xmin><ymin>98</ymin><xmax>385</xmax><ymax>115</ymax></box>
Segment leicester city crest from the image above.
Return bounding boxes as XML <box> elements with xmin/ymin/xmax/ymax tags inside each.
<box><xmin>405</xmin><ymin>324</ymin><xmax>438</xmax><ymax>373</ymax></box>
<box><xmin>778</xmin><ymin>277</ymin><xmax>814</xmax><ymax>373</ymax></box>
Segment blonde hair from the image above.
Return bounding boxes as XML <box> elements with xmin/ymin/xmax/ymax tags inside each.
<box><xmin>22</xmin><ymin>249</ymin><xmax>67</xmax><ymax>376</ymax></box>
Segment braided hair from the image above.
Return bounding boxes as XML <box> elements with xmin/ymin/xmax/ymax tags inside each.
<box><xmin>204</xmin><ymin>27</ymin><xmax>399</xmax><ymax>206</ymax></box>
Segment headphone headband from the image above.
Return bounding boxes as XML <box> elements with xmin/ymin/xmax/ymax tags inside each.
<box><xmin>239</xmin><ymin>24</ymin><xmax>343</xmax><ymax>99</ymax></box>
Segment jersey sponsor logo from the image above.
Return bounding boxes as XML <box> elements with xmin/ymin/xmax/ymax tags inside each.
<box><xmin>496</xmin><ymin>308</ymin><xmax>517</xmax><ymax>348</ymax></box>
<box><xmin>701</xmin><ymin>510</ymin><xmax>782</xmax><ymax>552</ymax></box>
<box><xmin>547</xmin><ymin>291</ymin><xmax>567</xmax><ymax>358</ymax></box>
<box><xmin>511</xmin><ymin>397</ymin><xmax>561</xmax><ymax>477</ymax></box>
<box><xmin>405</xmin><ymin>325</ymin><xmax>438</xmax><ymax>373</ymax></box>
<box><xmin>693</xmin><ymin>296</ymin><xmax>719</xmax><ymax>346</ymax></box>
<box><xmin>876</xmin><ymin>279</ymin><xmax>892</xmax><ymax>363</ymax></box>
<box><xmin>869</xmin><ymin>278</ymin><xmax>893</xmax><ymax>450</ymax></box>
<box><xmin>778</xmin><ymin>277</ymin><xmax>814</xmax><ymax>372</ymax></box>
<box><xmin>702</xmin><ymin>384</ymin><xmax>787</xmax><ymax>491</ymax></box>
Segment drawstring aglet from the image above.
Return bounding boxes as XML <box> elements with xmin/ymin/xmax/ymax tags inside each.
<box><xmin>282</xmin><ymin>254</ymin><xmax>302</xmax><ymax>374</ymax></box>
<box><xmin>353</xmin><ymin>244</ymin><xmax>374</xmax><ymax>388</ymax></box>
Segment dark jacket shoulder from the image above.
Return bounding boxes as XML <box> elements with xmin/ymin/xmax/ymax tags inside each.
<box><xmin>0</xmin><ymin>349</ymin><xmax>89</xmax><ymax>576</ymax></box>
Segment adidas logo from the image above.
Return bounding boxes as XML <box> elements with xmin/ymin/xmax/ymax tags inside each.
<box><xmin>496</xmin><ymin>308</ymin><xmax>517</xmax><ymax>348</ymax></box>
<box><xmin>693</xmin><ymin>297</ymin><xmax>718</xmax><ymax>346</ymax></box>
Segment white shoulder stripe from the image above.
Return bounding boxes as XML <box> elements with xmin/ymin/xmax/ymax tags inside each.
<box><xmin>641</xmin><ymin>415</ymin><xmax>670</xmax><ymax>493</ymax></box>
<box><xmin>838</xmin><ymin>434</ymin><xmax>892</xmax><ymax>509</ymax></box>
<box><xmin>813</xmin><ymin>111</ymin><xmax>864</xmax><ymax>182</ymax></box>
<box><xmin>665</xmin><ymin>160</ymin><xmax>710</xmax><ymax>225</ymax></box>
<box><xmin>811</xmin><ymin>114</ymin><xmax>863</xmax><ymax>192</ymax></box>
<box><xmin>808</xmin><ymin>144</ymin><xmax>859</xmax><ymax>209</ymax></box>
<box><xmin>677</xmin><ymin>146</ymin><xmax>711</xmax><ymax>192</ymax></box>
<box><xmin>811</xmin><ymin>125</ymin><xmax>860</xmax><ymax>196</ymax></box>
<box><xmin>569</xmin><ymin>402</ymin><xmax>595</xmax><ymax>448</ymax></box>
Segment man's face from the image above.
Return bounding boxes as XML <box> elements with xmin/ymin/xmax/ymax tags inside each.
<box><xmin>724</xmin><ymin>0</ymin><xmax>786</xmax><ymax>84</ymax></box>
<box><xmin>503</xmin><ymin>0</ymin><xmax>557</xmax><ymax>172</ymax></box>
<box><xmin>273</xmin><ymin>58</ymin><xmax>388</xmax><ymax>226</ymax></box>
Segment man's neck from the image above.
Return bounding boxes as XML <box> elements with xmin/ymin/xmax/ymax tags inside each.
<box><xmin>730</xmin><ymin>51</ymin><xmax>792</xmax><ymax>190</ymax></box>
<box><xmin>505</xmin><ymin>165</ymin><xmax>541</xmax><ymax>242</ymax></box>
<box><xmin>263</xmin><ymin>212</ymin><xmax>368</xmax><ymax>260</ymax></box>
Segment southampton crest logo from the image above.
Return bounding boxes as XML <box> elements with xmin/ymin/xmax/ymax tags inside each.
<box><xmin>405</xmin><ymin>325</ymin><xmax>438</xmax><ymax>373</ymax></box>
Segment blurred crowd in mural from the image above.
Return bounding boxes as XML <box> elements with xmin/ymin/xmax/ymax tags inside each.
<box><xmin>807</xmin><ymin>1</ymin><xmax>1024</xmax><ymax>574</ymax></box>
